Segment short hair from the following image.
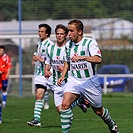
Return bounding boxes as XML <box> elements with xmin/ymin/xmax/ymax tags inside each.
<box><xmin>38</xmin><ymin>23</ymin><xmax>52</xmax><ymax>37</ymax></box>
<box><xmin>0</xmin><ymin>45</ymin><xmax>5</xmax><ymax>50</ymax></box>
<box><xmin>55</xmin><ymin>24</ymin><xmax>68</xmax><ymax>35</ymax></box>
<box><xmin>68</xmin><ymin>19</ymin><xmax>84</xmax><ymax>33</ymax></box>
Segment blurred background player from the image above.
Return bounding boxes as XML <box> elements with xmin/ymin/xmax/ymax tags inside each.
<box><xmin>0</xmin><ymin>53</ymin><xmax>6</xmax><ymax>124</ymax></box>
<box><xmin>0</xmin><ymin>46</ymin><xmax>12</xmax><ymax>108</ymax></box>
<box><xmin>31</xmin><ymin>60</ymin><xmax>50</xmax><ymax>110</ymax></box>
<box><xmin>27</xmin><ymin>23</ymin><xmax>54</xmax><ymax>127</ymax></box>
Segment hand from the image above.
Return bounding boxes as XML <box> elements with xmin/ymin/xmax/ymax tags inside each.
<box><xmin>45</xmin><ymin>70</ymin><xmax>52</xmax><ymax>79</ymax></box>
<box><xmin>71</xmin><ymin>55</ymin><xmax>80</xmax><ymax>62</ymax></box>
<box><xmin>37</xmin><ymin>55</ymin><xmax>44</xmax><ymax>62</ymax></box>
<box><xmin>57</xmin><ymin>77</ymin><xmax>64</xmax><ymax>86</ymax></box>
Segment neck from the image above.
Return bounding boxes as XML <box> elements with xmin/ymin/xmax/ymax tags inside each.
<box><xmin>76</xmin><ymin>36</ymin><xmax>83</xmax><ymax>43</ymax></box>
<box><xmin>41</xmin><ymin>37</ymin><xmax>48</xmax><ymax>42</ymax></box>
<box><xmin>57</xmin><ymin>40</ymin><xmax>66</xmax><ymax>47</ymax></box>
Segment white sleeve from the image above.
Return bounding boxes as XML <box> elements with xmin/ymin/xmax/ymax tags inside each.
<box><xmin>89</xmin><ymin>39</ymin><xmax>102</xmax><ymax>57</ymax></box>
<box><xmin>64</xmin><ymin>41</ymin><xmax>70</xmax><ymax>62</ymax></box>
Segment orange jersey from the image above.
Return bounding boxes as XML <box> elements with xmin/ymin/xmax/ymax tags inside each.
<box><xmin>0</xmin><ymin>57</ymin><xmax>6</xmax><ymax>89</ymax></box>
<box><xmin>1</xmin><ymin>54</ymin><xmax>12</xmax><ymax>80</ymax></box>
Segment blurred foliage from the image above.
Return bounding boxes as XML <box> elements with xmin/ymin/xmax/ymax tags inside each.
<box><xmin>0</xmin><ymin>0</ymin><xmax>132</xmax><ymax>21</ymax></box>
<box><xmin>98</xmin><ymin>49</ymin><xmax>133</xmax><ymax>73</ymax></box>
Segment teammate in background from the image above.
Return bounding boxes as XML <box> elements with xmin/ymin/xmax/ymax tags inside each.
<box><xmin>45</xmin><ymin>24</ymin><xmax>88</xmax><ymax>114</ymax></box>
<box><xmin>0</xmin><ymin>46</ymin><xmax>12</xmax><ymax>108</ymax></box>
<box><xmin>0</xmin><ymin>55</ymin><xmax>6</xmax><ymax>124</ymax></box>
<box><xmin>27</xmin><ymin>23</ymin><xmax>54</xmax><ymax>127</ymax></box>
<box><xmin>58</xmin><ymin>20</ymin><xmax>119</xmax><ymax>133</ymax></box>
<box><xmin>31</xmin><ymin>60</ymin><xmax>50</xmax><ymax>110</ymax></box>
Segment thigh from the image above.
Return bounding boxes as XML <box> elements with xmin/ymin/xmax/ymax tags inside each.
<box><xmin>61</xmin><ymin>92</ymin><xmax>79</xmax><ymax>110</ymax></box>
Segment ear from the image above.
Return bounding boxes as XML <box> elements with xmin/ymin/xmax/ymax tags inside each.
<box><xmin>78</xmin><ymin>30</ymin><xmax>82</xmax><ymax>35</ymax></box>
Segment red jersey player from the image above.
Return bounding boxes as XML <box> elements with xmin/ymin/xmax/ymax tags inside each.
<box><xmin>0</xmin><ymin>46</ymin><xmax>12</xmax><ymax>108</ymax></box>
<box><xmin>0</xmin><ymin>55</ymin><xmax>6</xmax><ymax>124</ymax></box>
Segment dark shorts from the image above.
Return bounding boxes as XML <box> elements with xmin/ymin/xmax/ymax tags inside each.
<box><xmin>2</xmin><ymin>80</ymin><xmax>8</xmax><ymax>91</ymax></box>
<box><xmin>35</xmin><ymin>84</ymin><xmax>47</xmax><ymax>91</ymax></box>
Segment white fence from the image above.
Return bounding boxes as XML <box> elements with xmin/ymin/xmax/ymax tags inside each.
<box><xmin>9</xmin><ymin>74</ymin><xmax>133</xmax><ymax>96</ymax></box>
<box><xmin>98</xmin><ymin>74</ymin><xmax>133</xmax><ymax>94</ymax></box>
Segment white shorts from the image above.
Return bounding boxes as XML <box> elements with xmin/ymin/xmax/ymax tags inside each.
<box><xmin>34</xmin><ymin>75</ymin><xmax>53</xmax><ymax>90</ymax></box>
<box><xmin>63</xmin><ymin>75</ymin><xmax>102</xmax><ymax>108</ymax></box>
<box><xmin>51</xmin><ymin>81</ymin><xmax>66</xmax><ymax>107</ymax></box>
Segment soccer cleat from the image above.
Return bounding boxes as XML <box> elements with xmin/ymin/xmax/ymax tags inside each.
<box><xmin>44</xmin><ymin>102</ymin><xmax>50</xmax><ymax>110</ymax></box>
<box><xmin>78</xmin><ymin>104</ymin><xmax>87</xmax><ymax>113</ymax></box>
<box><xmin>0</xmin><ymin>120</ymin><xmax>2</xmax><ymax>124</ymax></box>
<box><xmin>27</xmin><ymin>119</ymin><xmax>41</xmax><ymax>127</ymax></box>
<box><xmin>109</xmin><ymin>122</ymin><xmax>119</xmax><ymax>133</ymax></box>
<box><xmin>83</xmin><ymin>99</ymin><xmax>90</xmax><ymax>108</ymax></box>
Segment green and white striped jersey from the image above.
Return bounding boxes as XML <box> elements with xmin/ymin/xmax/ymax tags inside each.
<box><xmin>65</xmin><ymin>37</ymin><xmax>101</xmax><ymax>79</ymax></box>
<box><xmin>45</xmin><ymin>44</ymin><xmax>68</xmax><ymax>85</ymax></box>
<box><xmin>34</xmin><ymin>38</ymin><xmax>54</xmax><ymax>76</ymax></box>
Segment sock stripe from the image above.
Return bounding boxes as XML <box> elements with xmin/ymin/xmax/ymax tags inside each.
<box><xmin>60</xmin><ymin>108</ymin><xmax>73</xmax><ymax>133</ymax></box>
<box><xmin>101</xmin><ymin>108</ymin><xmax>114</xmax><ymax>129</ymax></box>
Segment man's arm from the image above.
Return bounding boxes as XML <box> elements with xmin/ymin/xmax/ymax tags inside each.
<box><xmin>6</xmin><ymin>67</ymin><xmax>11</xmax><ymax>79</ymax></box>
<box><xmin>57</xmin><ymin>61</ymin><xmax>69</xmax><ymax>86</ymax></box>
<box><xmin>71</xmin><ymin>55</ymin><xmax>102</xmax><ymax>64</ymax></box>
<box><xmin>44</xmin><ymin>64</ymin><xmax>52</xmax><ymax>79</ymax></box>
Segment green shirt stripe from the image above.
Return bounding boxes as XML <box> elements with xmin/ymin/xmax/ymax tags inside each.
<box><xmin>50</xmin><ymin>45</ymin><xmax>55</xmax><ymax>58</ymax></box>
<box><xmin>57</xmin><ymin>48</ymin><xmax>61</xmax><ymax>56</ymax></box>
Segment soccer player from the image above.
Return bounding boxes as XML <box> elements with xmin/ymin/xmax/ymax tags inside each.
<box><xmin>0</xmin><ymin>46</ymin><xmax>12</xmax><ymax>108</ymax></box>
<box><xmin>27</xmin><ymin>23</ymin><xmax>54</xmax><ymax>127</ymax></box>
<box><xmin>32</xmin><ymin>60</ymin><xmax>50</xmax><ymax>110</ymax></box>
<box><xmin>45</xmin><ymin>24</ymin><xmax>88</xmax><ymax>113</ymax></box>
<box><xmin>0</xmin><ymin>55</ymin><xmax>6</xmax><ymax>124</ymax></box>
<box><xmin>58</xmin><ymin>20</ymin><xmax>119</xmax><ymax>133</ymax></box>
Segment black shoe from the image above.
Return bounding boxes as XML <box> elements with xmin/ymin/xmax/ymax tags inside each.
<box><xmin>109</xmin><ymin>122</ymin><xmax>119</xmax><ymax>133</ymax></box>
<box><xmin>78</xmin><ymin>104</ymin><xmax>87</xmax><ymax>113</ymax></box>
<box><xmin>27</xmin><ymin>119</ymin><xmax>41</xmax><ymax>127</ymax></box>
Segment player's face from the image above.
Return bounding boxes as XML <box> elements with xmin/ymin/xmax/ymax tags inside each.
<box><xmin>38</xmin><ymin>27</ymin><xmax>48</xmax><ymax>41</ymax></box>
<box><xmin>68</xmin><ymin>24</ymin><xmax>82</xmax><ymax>43</ymax></box>
<box><xmin>56</xmin><ymin>28</ymin><xmax>67</xmax><ymax>46</ymax></box>
<box><xmin>0</xmin><ymin>48</ymin><xmax>4</xmax><ymax>56</ymax></box>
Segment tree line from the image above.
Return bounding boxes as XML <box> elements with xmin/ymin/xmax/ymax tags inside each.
<box><xmin>0</xmin><ymin>0</ymin><xmax>132</xmax><ymax>21</ymax></box>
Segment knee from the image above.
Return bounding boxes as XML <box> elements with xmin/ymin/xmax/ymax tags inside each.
<box><xmin>94</xmin><ymin>110</ymin><xmax>102</xmax><ymax>116</ymax></box>
<box><xmin>93</xmin><ymin>107</ymin><xmax>103</xmax><ymax>116</ymax></box>
<box><xmin>62</xmin><ymin>100</ymin><xmax>71</xmax><ymax>110</ymax></box>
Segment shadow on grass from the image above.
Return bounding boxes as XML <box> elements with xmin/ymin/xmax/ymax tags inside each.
<box><xmin>41</xmin><ymin>125</ymin><xmax>60</xmax><ymax>128</ymax></box>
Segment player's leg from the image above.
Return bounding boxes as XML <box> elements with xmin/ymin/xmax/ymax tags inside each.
<box><xmin>43</xmin><ymin>90</ymin><xmax>49</xmax><ymax>109</ymax></box>
<box><xmin>0</xmin><ymin>90</ymin><xmax>2</xmax><ymax>124</ymax></box>
<box><xmin>60</xmin><ymin>92</ymin><xmax>79</xmax><ymax>133</ymax></box>
<box><xmin>81</xmin><ymin>75</ymin><xmax>119</xmax><ymax>133</ymax></box>
<box><xmin>2</xmin><ymin>80</ymin><xmax>8</xmax><ymax>108</ymax></box>
<box><xmin>92</xmin><ymin>106</ymin><xmax>119</xmax><ymax>133</ymax></box>
<box><xmin>27</xmin><ymin>84</ymin><xmax>46</xmax><ymax>127</ymax></box>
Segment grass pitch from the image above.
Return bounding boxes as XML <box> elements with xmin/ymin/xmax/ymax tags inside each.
<box><xmin>0</xmin><ymin>93</ymin><xmax>133</xmax><ymax>133</ymax></box>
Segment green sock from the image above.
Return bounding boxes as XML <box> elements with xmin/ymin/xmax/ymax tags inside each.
<box><xmin>101</xmin><ymin>108</ymin><xmax>115</xmax><ymax>129</ymax></box>
<box><xmin>60</xmin><ymin>108</ymin><xmax>73</xmax><ymax>133</ymax></box>
<box><xmin>44</xmin><ymin>91</ymin><xmax>49</xmax><ymax>103</ymax></box>
<box><xmin>34</xmin><ymin>100</ymin><xmax>43</xmax><ymax>122</ymax></box>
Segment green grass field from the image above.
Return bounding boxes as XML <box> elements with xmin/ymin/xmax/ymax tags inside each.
<box><xmin>0</xmin><ymin>93</ymin><xmax>133</xmax><ymax>133</ymax></box>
